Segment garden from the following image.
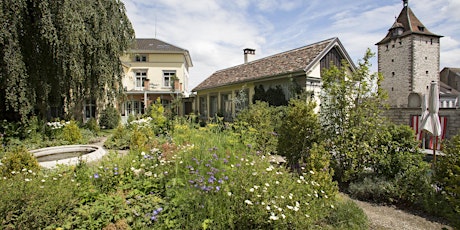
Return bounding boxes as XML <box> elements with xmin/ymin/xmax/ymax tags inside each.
<box><xmin>0</xmin><ymin>52</ymin><xmax>458</xmax><ymax>229</ymax></box>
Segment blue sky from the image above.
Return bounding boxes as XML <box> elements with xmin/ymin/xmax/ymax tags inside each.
<box><xmin>121</xmin><ymin>0</ymin><xmax>460</xmax><ymax>91</ymax></box>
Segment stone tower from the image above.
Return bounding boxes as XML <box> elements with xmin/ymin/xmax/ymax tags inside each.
<box><xmin>376</xmin><ymin>0</ymin><xmax>442</xmax><ymax>108</ymax></box>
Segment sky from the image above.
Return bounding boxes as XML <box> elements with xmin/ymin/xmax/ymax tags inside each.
<box><xmin>121</xmin><ymin>0</ymin><xmax>460</xmax><ymax>91</ymax></box>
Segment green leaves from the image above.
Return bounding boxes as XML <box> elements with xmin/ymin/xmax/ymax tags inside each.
<box><xmin>0</xmin><ymin>0</ymin><xmax>134</xmax><ymax>122</ymax></box>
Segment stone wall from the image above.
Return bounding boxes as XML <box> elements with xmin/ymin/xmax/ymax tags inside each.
<box><xmin>383</xmin><ymin>107</ymin><xmax>460</xmax><ymax>139</ymax></box>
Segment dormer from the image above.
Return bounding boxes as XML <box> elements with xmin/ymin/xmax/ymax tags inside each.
<box><xmin>390</xmin><ymin>21</ymin><xmax>404</xmax><ymax>38</ymax></box>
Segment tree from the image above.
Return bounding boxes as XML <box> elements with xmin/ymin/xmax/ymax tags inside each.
<box><xmin>320</xmin><ymin>49</ymin><xmax>387</xmax><ymax>184</ymax></box>
<box><xmin>277</xmin><ymin>98</ymin><xmax>321</xmax><ymax>170</ymax></box>
<box><xmin>0</xmin><ymin>0</ymin><xmax>134</xmax><ymax>122</ymax></box>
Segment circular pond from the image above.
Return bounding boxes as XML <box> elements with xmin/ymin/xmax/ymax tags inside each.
<box><xmin>30</xmin><ymin>145</ymin><xmax>107</xmax><ymax>168</ymax></box>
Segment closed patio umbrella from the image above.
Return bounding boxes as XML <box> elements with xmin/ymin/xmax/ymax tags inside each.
<box><xmin>420</xmin><ymin>81</ymin><xmax>442</xmax><ymax>164</ymax></box>
<box><xmin>419</xmin><ymin>94</ymin><xmax>429</xmax><ymax>146</ymax></box>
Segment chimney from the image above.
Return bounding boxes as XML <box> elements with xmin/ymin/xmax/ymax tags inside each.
<box><xmin>244</xmin><ymin>48</ymin><xmax>255</xmax><ymax>64</ymax></box>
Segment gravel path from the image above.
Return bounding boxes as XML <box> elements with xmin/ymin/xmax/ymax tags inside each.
<box><xmin>348</xmin><ymin>196</ymin><xmax>452</xmax><ymax>230</ymax></box>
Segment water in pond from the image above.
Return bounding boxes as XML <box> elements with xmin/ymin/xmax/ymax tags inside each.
<box><xmin>36</xmin><ymin>150</ymin><xmax>93</xmax><ymax>162</ymax></box>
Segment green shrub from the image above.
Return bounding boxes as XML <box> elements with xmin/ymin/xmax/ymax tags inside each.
<box><xmin>104</xmin><ymin>125</ymin><xmax>131</xmax><ymax>150</ymax></box>
<box><xmin>324</xmin><ymin>195</ymin><xmax>369</xmax><ymax>230</ymax></box>
<box><xmin>349</xmin><ymin>177</ymin><xmax>396</xmax><ymax>203</ymax></box>
<box><xmin>84</xmin><ymin>118</ymin><xmax>100</xmax><ymax>134</ymax></box>
<box><xmin>235</xmin><ymin>101</ymin><xmax>283</xmax><ymax>154</ymax></box>
<box><xmin>277</xmin><ymin>98</ymin><xmax>320</xmax><ymax>169</ymax></box>
<box><xmin>0</xmin><ymin>169</ymin><xmax>78</xmax><ymax>229</ymax></box>
<box><xmin>148</xmin><ymin>98</ymin><xmax>168</xmax><ymax>135</ymax></box>
<box><xmin>99</xmin><ymin>106</ymin><xmax>121</xmax><ymax>129</ymax></box>
<box><xmin>435</xmin><ymin>134</ymin><xmax>460</xmax><ymax>228</ymax></box>
<box><xmin>0</xmin><ymin>146</ymin><xmax>40</xmax><ymax>178</ymax></box>
<box><xmin>60</xmin><ymin>120</ymin><xmax>83</xmax><ymax>144</ymax></box>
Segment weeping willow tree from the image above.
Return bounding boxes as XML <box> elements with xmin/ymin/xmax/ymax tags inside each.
<box><xmin>0</xmin><ymin>0</ymin><xmax>134</xmax><ymax>122</ymax></box>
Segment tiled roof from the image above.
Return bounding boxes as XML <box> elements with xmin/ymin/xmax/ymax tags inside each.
<box><xmin>193</xmin><ymin>38</ymin><xmax>337</xmax><ymax>91</ymax></box>
<box><xmin>377</xmin><ymin>5</ymin><xmax>441</xmax><ymax>45</ymax></box>
<box><xmin>131</xmin><ymin>38</ymin><xmax>187</xmax><ymax>53</ymax></box>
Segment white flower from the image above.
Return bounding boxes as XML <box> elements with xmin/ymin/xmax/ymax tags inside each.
<box><xmin>266</xmin><ymin>166</ymin><xmax>273</xmax><ymax>172</ymax></box>
<box><xmin>145</xmin><ymin>171</ymin><xmax>152</xmax><ymax>177</ymax></box>
<box><xmin>295</xmin><ymin>201</ymin><xmax>300</xmax><ymax>207</ymax></box>
<box><xmin>297</xmin><ymin>179</ymin><xmax>301</xmax><ymax>183</ymax></box>
<box><xmin>265</xmin><ymin>183</ymin><xmax>270</xmax><ymax>187</ymax></box>
<box><xmin>266</xmin><ymin>205</ymin><xmax>271</xmax><ymax>210</ymax></box>
<box><xmin>309</xmin><ymin>170</ymin><xmax>315</xmax><ymax>174</ymax></box>
<box><xmin>41</xmin><ymin>179</ymin><xmax>46</xmax><ymax>183</ymax></box>
<box><xmin>141</xmin><ymin>151</ymin><xmax>146</xmax><ymax>156</ymax></box>
<box><xmin>281</xmin><ymin>214</ymin><xmax>286</xmax><ymax>219</ymax></box>
<box><xmin>275</xmin><ymin>181</ymin><xmax>280</xmax><ymax>185</ymax></box>
<box><xmin>28</xmin><ymin>170</ymin><xmax>32</xmax><ymax>173</ymax></box>
<box><xmin>25</xmin><ymin>178</ymin><xmax>31</xmax><ymax>182</ymax></box>
<box><xmin>249</xmin><ymin>188</ymin><xmax>255</xmax><ymax>192</ymax></box>
<box><xmin>331</xmin><ymin>204</ymin><xmax>335</xmax><ymax>209</ymax></box>
<box><xmin>280</xmin><ymin>196</ymin><xmax>285</xmax><ymax>199</ymax></box>
<box><xmin>252</xmin><ymin>172</ymin><xmax>257</xmax><ymax>176</ymax></box>
<box><xmin>227</xmin><ymin>192</ymin><xmax>232</xmax><ymax>196</ymax></box>
<box><xmin>269</xmin><ymin>213</ymin><xmax>279</xmax><ymax>220</ymax></box>
<box><xmin>300</xmin><ymin>175</ymin><xmax>304</xmax><ymax>180</ymax></box>
<box><xmin>244</xmin><ymin>200</ymin><xmax>253</xmax><ymax>205</ymax></box>
<box><xmin>305</xmin><ymin>214</ymin><xmax>310</xmax><ymax>218</ymax></box>
<box><xmin>254</xmin><ymin>185</ymin><xmax>259</xmax><ymax>189</ymax></box>
<box><xmin>53</xmin><ymin>177</ymin><xmax>57</xmax><ymax>180</ymax></box>
<box><xmin>287</xmin><ymin>205</ymin><xmax>293</xmax><ymax>210</ymax></box>
<box><xmin>289</xmin><ymin>193</ymin><xmax>293</xmax><ymax>199</ymax></box>
<box><xmin>293</xmin><ymin>206</ymin><xmax>299</xmax><ymax>212</ymax></box>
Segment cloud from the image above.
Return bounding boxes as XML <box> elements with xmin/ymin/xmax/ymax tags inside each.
<box><xmin>122</xmin><ymin>0</ymin><xmax>460</xmax><ymax>90</ymax></box>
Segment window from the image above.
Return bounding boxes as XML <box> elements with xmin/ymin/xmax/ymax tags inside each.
<box><xmin>221</xmin><ymin>93</ymin><xmax>232</xmax><ymax>120</ymax></box>
<box><xmin>135</xmin><ymin>71</ymin><xmax>147</xmax><ymax>90</ymax></box>
<box><xmin>199</xmin><ymin>96</ymin><xmax>207</xmax><ymax>118</ymax></box>
<box><xmin>125</xmin><ymin>101</ymin><xmax>145</xmax><ymax>115</ymax></box>
<box><xmin>209</xmin><ymin>95</ymin><xmax>218</xmax><ymax>117</ymax></box>
<box><xmin>163</xmin><ymin>71</ymin><xmax>176</xmax><ymax>87</ymax></box>
<box><xmin>135</xmin><ymin>55</ymin><xmax>147</xmax><ymax>62</ymax></box>
<box><xmin>84</xmin><ymin>99</ymin><xmax>96</xmax><ymax>119</ymax></box>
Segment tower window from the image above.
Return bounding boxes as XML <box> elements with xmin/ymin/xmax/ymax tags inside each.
<box><xmin>392</xmin><ymin>44</ymin><xmax>395</xmax><ymax>48</ymax></box>
<box><xmin>386</xmin><ymin>45</ymin><xmax>389</xmax><ymax>51</ymax></box>
<box><xmin>399</xmin><ymin>41</ymin><xmax>402</xmax><ymax>45</ymax></box>
<box><xmin>430</xmin><ymin>39</ymin><xmax>433</xmax><ymax>45</ymax></box>
<box><xmin>392</xmin><ymin>59</ymin><xmax>394</xmax><ymax>62</ymax></box>
<box><xmin>425</xmin><ymin>57</ymin><xmax>428</xmax><ymax>60</ymax></box>
<box><xmin>392</xmin><ymin>72</ymin><xmax>395</xmax><ymax>76</ymax></box>
<box><xmin>418</xmin><ymin>26</ymin><xmax>425</xmax><ymax>32</ymax></box>
<box><xmin>391</xmin><ymin>87</ymin><xmax>394</xmax><ymax>91</ymax></box>
<box><xmin>426</xmin><ymin>71</ymin><xmax>429</xmax><ymax>74</ymax></box>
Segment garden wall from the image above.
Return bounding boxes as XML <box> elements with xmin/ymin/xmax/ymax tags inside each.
<box><xmin>383</xmin><ymin>108</ymin><xmax>460</xmax><ymax>139</ymax></box>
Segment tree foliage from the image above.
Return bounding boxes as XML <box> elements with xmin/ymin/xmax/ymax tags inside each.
<box><xmin>0</xmin><ymin>0</ymin><xmax>134</xmax><ymax>122</ymax></box>
<box><xmin>277</xmin><ymin>98</ymin><xmax>321</xmax><ymax>169</ymax></box>
<box><xmin>320</xmin><ymin>49</ymin><xmax>387</xmax><ymax>184</ymax></box>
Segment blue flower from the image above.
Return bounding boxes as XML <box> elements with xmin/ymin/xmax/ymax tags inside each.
<box><xmin>93</xmin><ymin>173</ymin><xmax>99</xmax><ymax>179</ymax></box>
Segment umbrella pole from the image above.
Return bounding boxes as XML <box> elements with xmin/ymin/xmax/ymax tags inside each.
<box><xmin>433</xmin><ymin>136</ymin><xmax>438</xmax><ymax>167</ymax></box>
